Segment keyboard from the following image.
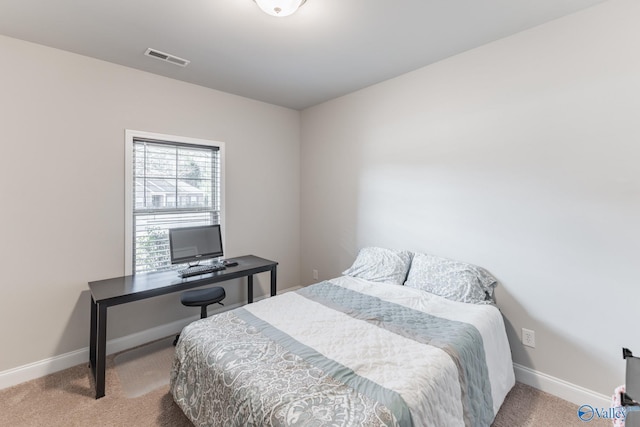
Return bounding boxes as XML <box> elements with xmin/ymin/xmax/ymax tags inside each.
<box><xmin>178</xmin><ymin>264</ymin><xmax>226</xmax><ymax>278</ymax></box>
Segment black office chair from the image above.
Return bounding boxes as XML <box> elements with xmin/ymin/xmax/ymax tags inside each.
<box><xmin>173</xmin><ymin>286</ymin><xmax>226</xmax><ymax>346</ymax></box>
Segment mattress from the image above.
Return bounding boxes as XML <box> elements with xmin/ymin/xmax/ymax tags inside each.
<box><xmin>170</xmin><ymin>276</ymin><xmax>515</xmax><ymax>426</ymax></box>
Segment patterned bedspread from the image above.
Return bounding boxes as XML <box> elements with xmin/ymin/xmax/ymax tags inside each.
<box><xmin>170</xmin><ymin>276</ymin><xmax>515</xmax><ymax>427</ymax></box>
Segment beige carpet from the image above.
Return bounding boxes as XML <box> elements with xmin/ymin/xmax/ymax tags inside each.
<box><xmin>0</xmin><ymin>340</ymin><xmax>616</xmax><ymax>426</ymax></box>
<box><xmin>492</xmin><ymin>383</ymin><xmax>612</xmax><ymax>427</ymax></box>
<box><xmin>0</xmin><ymin>349</ymin><xmax>191</xmax><ymax>427</ymax></box>
<box><xmin>114</xmin><ymin>336</ymin><xmax>175</xmax><ymax>398</ymax></box>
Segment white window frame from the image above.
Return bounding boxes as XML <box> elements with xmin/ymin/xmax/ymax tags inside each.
<box><xmin>124</xmin><ymin>129</ymin><xmax>225</xmax><ymax>275</ymax></box>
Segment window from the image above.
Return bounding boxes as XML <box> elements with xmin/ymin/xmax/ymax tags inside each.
<box><xmin>125</xmin><ymin>131</ymin><xmax>223</xmax><ymax>274</ymax></box>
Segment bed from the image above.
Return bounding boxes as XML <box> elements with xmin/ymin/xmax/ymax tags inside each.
<box><xmin>170</xmin><ymin>249</ymin><xmax>515</xmax><ymax>427</ymax></box>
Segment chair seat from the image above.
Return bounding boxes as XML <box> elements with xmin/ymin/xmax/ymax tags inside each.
<box><xmin>181</xmin><ymin>286</ymin><xmax>226</xmax><ymax>307</ymax></box>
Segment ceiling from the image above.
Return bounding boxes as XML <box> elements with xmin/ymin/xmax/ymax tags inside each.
<box><xmin>0</xmin><ymin>0</ymin><xmax>608</xmax><ymax>110</ymax></box>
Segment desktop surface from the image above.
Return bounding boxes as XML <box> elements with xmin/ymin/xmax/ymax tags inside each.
<box><xmin>89</xmin><ymin>255</ymin><xmax>276</xmax><ymax>304</ymax></box>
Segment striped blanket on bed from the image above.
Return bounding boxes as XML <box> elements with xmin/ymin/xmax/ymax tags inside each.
<box><xmin>170</xmin><ymin>276</ymin><xmax>514</xmax><ymax>426</ymax></box>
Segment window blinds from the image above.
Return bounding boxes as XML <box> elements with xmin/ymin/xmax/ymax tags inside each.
<box><xmin>132</xmin><ymin>138</ymin><xmax>220</xmax><ymax>274</ymax></box>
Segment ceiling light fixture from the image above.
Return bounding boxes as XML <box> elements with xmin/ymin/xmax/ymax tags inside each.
<box><xmin>254</xmin><ymin>0</ymin><xmax>307</xmax><ymax>17</ymax></box>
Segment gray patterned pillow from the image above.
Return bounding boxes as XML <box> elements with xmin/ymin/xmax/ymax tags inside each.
<box><xmin>342</xmin><ymin>247</ymin><xmax>413</xmax><ymax>286</ymax></box>
<box><xmin>404</xmin><ymin>253</ymin><xmax>497</xmax><ymax>304</ymax></box>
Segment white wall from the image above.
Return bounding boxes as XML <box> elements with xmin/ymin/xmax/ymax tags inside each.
<box><xmin>0</xmin><ymin>35</ymin><xmax>300</xmax><ymax>372</ymax></box>
<box><xmin>301</xmin><ymin>0</ymin><xmax>640</xmax><ymax>397</ymax></box>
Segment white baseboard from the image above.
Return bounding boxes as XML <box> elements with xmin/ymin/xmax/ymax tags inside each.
<box><xmin>0</xmin><ymin>315</ymin><xmax>200</xmax><ymax>391</ymax></box>
<box><xmin>0</xmin><ymin>286</ymin><xmax>301</xmax><ymax>391</ymax></box>
<box><xmin>513</xmin><ymin>363</ymin><xmax>611</xmax><ymax>408</ymax></box>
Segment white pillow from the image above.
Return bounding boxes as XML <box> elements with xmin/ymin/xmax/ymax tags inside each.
<box><xmin>342</xmin><ymin>247</ymin><xmax>413</xmax><ymax>286</ymax></box>
<box><xmin>404</xmin><ymin>253</ymin><xmax>497</xmax><ymax>304</ymax></box>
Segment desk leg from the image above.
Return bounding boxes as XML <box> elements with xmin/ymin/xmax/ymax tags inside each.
<box><xmin>270</xmin><ymin>266</ymin><xmax>277</xmax><ymax>297</ymax></box>
<box><xmin>89</xmin><ymin>297</ymin><xmax>97</xmax><ymax>376</ymax></box>
<box><xmin>95</xmin><ymin>303</ymin><xmax>107</xmax><ymax>399</ymax></box>
<box><xmin>247</xmin><ymin>275</ymin><xmax>253</xmax><ymax>304</ymax></box>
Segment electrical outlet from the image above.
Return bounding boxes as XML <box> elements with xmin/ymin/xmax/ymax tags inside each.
<box><xmin>312</xmin><ymin>269</ymin><xmax>318</xmax><ymax>280</ymax></box>
<box><xmin>522</xmin><ymin>328</ymin><xmax>536</xmax><ymax>348</ymax></box>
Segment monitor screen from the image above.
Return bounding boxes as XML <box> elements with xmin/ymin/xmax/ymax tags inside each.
<box><xmin>168</xmin><ymin>225</ymin><xmax>224</xmax><ymax>265</ymax></box>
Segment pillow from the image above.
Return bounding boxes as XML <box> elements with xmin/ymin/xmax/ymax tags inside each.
<box><xmin>342</xmin><ymin>247</ymin><xmax>413</xmax><ymax>286</ymax></box>
<box><xmin>404</xmin><ymin>253</ymin><xmax>497</xmax><ymax>304</ymax></box>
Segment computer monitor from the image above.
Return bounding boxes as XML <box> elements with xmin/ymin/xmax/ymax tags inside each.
<box><xmin>169</xmin><ymin>224</ymin><xmax>224</xmax><ymax>266</ymax></box>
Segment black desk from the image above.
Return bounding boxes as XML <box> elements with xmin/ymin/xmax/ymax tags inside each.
<box><xmin>88</xmin><ymin>255</ymin><xmax>277</xmax><ymax>399</ymax></box>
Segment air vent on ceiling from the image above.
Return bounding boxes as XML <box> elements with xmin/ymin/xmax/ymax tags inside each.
<box><xmin>144</xmin><ymin>48</ymin><xmax>190</xmax><ymax>67</ymax></box>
